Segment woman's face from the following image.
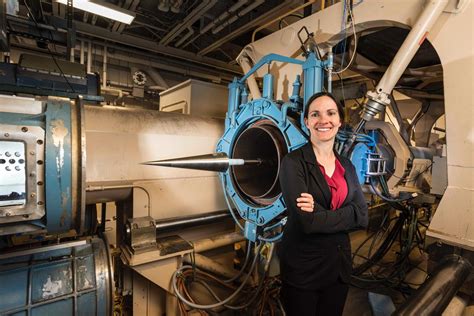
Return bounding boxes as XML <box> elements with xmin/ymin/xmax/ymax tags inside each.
<box><xmin>304</xmin><ymin>96</ymin><xmax>342</xmax><ymax>143</ymax></box>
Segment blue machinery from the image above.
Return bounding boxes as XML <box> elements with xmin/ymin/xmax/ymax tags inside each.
<box><xmin>216</xmin><ymin>51</ymin><xmax>385</xmax><ymax>241</ymax></box>
<box><xmin>0</xmin><ymin>238</ymin><xmax>112</xmax><ymax>315</ymax></box>
<box><xmin>0</xmin><ymin>97</ymin><xmax>111</xmax><ymax>315</ymax></box>
<box><xmin>0</xmin><ymin>40</ymin><xmax>387</xmax><ymax>315</ymax></box>
<box><xmin>145</xmin><ymin>48</ymin><xmax>386</xmax><ymax>242</ymax></box>
<box><xmin>0</xmin><ymin>97</ymin><xmax>84</xmax><ymax>237</ymax></box>
<box><xmin>216</xmin><ymin>52</ymin><xmax>328</xmax><ymax>242</ymax></box>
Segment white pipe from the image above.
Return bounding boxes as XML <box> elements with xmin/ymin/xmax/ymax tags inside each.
<box><xmin>101</xmin><ymin>87</ymin><xmax>123</xmax><ymax>98</ymax></box>
<box><xmin>83</xmin><ymin>45</ymin><xmax>230</xmax><ymax>83</ymax></box>
<box><xmin>87</xmin><ymin>41</ymin><xmax>92</xmax><ymax>73</ymax></box>
<box><xmin>147</xmin><ymin>69</ymin><xmax>169</xmax><ymax>89</ymax></box>
<box><xmin>80</xmin><ymin>40</ymin><xmax>85</xmax><ymax>65</ymax></box>
<box><xmin>160</xmin><ymin>0</ymin><xmax>217</xmax><ymax>46</ymax></box>
<box><xmin>198</xmin><ymin>1</ymin><xmax>290</xmax><ymax>56</ymax></box>
<box><xmin>212</xmin><ymin>0</ymin><xmax>265</xmax><ymax>34</ymax></box>
<box><xmin>102</xmin><ymin>44</ymin><xmax>107</xmax><ymax>88</ymax></box>
<box><xmin>174</xmin><ymin>27</ymin><xmax>194</xmax><ymax>47</ymax></box>
<box><xmin>192</xmin><ymin>232</ymin><xmax>245</xmax><ymax>253</ymax></box>
<box><xmin>180</xmin><ymin>0</ymin><xmax>248</xmax><ymax>48</ymax></box>
<box><xmin>201</xmin><ymin>0</ymin><xmax>248</xmax><ymax>35</ymax></box>
<box><xmin>376</xmin><ymin>0</ymin><xmax>449</xmax><ymax>95</ymax></box>
<box><xmin>237</xmin><ymin>55</ymin><xmax>261</xmax><ymax>100</ymax></box>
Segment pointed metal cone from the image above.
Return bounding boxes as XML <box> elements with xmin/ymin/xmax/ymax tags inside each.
<box><xmin>142</xmin><ymin>152</ymin><xmax>231</xmax><ymax>172</ymax></box>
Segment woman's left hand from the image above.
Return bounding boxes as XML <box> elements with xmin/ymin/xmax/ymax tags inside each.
<box><xmin>296</xmin><ymin>193</ymin><xmax>315</xmax><ymax>212</ymax></box>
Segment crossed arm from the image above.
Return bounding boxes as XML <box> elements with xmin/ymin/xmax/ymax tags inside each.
<box><xmin>279</xmin><ymin>155</ymin><xmax>368</xmax><ymax>234</ymax></box>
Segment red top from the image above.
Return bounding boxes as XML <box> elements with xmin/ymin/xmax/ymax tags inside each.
<box><xmin>318</xmin><ymin>158</ymin><xmax>348</xmax><ymax>210</ymax></box>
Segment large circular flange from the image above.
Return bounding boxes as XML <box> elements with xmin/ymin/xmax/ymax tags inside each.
<box><xmin>231</xmin><ymin>119</ymin><xmax>287</xmax><ymax>206</ymax></box>
<box><xmin>216</xmin><ymin>99</ymin><xmax>308</xmax><ymax>226</ymax></box>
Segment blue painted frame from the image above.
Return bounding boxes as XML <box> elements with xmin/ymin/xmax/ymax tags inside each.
<box><xmin>216</xmin><ymin>53</ymin><xmax>331</xmax><ymax>241</ymax></box>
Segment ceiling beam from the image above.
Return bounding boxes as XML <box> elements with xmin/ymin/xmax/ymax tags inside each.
<box><xmin>74</xmin><ymin>20</ymin><xmax>242</xmax><ymax>74</ymax></box>
<box><xmin>198</xmin><ymin>1</ymin><xmax>297</xmax><ymax>56</ymax></box>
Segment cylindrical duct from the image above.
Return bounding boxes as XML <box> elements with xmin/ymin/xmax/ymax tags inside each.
<box><xmin>231</xmin><ymin>119</ymin><xmax>287</xmax><ymax>206</ymax></box>
<box><xmin>84</xmin><ymin>105</ymin><xmax>226</xmax><ymax>220</ymax></box>
<box><xmin>395</xmin><ymin>255</ymin><xmax>472</xmax><ymax>316</ymax></box>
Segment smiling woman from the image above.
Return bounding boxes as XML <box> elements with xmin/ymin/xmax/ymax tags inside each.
<box><xmin>304</xmin><ymin>92</ymin><xmax>345</xmax><ymax>142</ymax></box>
<box><xmin>278</xmin><ymin>92</ymin><xmax>368</xmax><ymax>316</ymax></box>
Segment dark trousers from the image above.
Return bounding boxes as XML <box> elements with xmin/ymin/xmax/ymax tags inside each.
<box><xmin>281</xmin><ymin>281</ymin><xmax>349</xmax><ymax>316</ymax></box>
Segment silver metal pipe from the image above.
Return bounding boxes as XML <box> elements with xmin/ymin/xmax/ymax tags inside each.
<box><xmin>160</xmin><ymin>0</ymin><xmax>217</xmax><ymax>46</ymax></box>
<box><xmin>142</xmin><ymin>152</ymin><xmax>261</xmax><ymax>172</ymax></box>
<box><xmin>354</xmin><ymin>0</ymin><xmax>449</xmax><ymax>132</ymax></box>
<box><xmin>212</xmin><ymin>0</ymin><xmax>265</xmax><ymax>34</ymax></box>
<box><xmin>155</xmin><ymin>210</ymin><xmax>231</xmax><ymax>232</ymax></box>
<box><xmin>375</xmin><ymin>0</ymin><xmax>449</xmax><ymax>95</ymax></box>
<box><xmin>80</xmin><ymin>40</ymin><xmax>85</xmax><ymax>64</ymax></box>
<box><xmin>87</xmin><ymin>41</ymin><xmax>92</xmax><ymax>73</ymax></box>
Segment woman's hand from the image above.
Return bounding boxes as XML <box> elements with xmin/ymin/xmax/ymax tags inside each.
<box><xmin>296</xmin><ymin>193</ymin><xmax>315</xmax><ymax>212</ymax></box>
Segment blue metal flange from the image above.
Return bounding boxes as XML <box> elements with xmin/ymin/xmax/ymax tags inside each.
<box><xmin>216</xmin><ymin>98</ymin><xmax>307</xmax><ymax>241</ymax></box>
<box><xmin>217</xmin><ymin>52</ymin><xmax>330</xmax><ymax>241</ymax></box>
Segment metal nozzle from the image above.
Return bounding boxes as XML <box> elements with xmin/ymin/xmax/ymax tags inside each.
<box><xmin>142</xmin><ymin>152</ymin><xmax>261</xmax><ymax>173</ymax></box>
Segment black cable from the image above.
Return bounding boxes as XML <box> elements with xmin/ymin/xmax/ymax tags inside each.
<box><xmin>352</xmin><ymin>206</ymin><xmax>425</xmax><ymax>293</ymax></box>
<box><xmin>370</xmin><ymin>178</ymin><xmax>409</xmax><ymax>203</ymax></box>
<box><xmin>353</xmin><ymin>214</ymin><xmax>405</xmax><ymax>275</ymax></box>
<box><xmin>22</xmin><ymin>0</ymin><xmax>77</xmax><ymax>94</ymax></box>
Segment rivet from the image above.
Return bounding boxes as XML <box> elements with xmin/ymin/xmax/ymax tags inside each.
<box><xmin>21</xmin><ymin>127</ymin><xmax>28</xmax><ymax>132</ymax></box>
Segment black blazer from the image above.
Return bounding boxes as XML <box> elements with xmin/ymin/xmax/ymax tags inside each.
<box><xmin>278</xmin><ymin>143</ymin><xmax>368</xmax><ymax>290</ymax></box>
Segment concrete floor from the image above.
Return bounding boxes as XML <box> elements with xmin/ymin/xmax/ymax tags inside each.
<box><xmin>343</xmin><ymin>287</ymin><xmax>373</xmax><ymax>316</ymax></box>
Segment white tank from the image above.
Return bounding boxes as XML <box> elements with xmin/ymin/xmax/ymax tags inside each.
<box><xmin>84</xmin><ymin>105</ymin><xmax>226</xmax><ymax>220</ymax></box>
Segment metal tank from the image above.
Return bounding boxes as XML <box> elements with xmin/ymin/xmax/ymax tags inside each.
<box><xmin>0</xmin><ymin>94</ymin><xmax>226</xmax><ymax>315</ymax></box>
<box><xmin>0</xmin><ymin>237</ymin><xmax>112</xmax><ymax>316</ymax></box>
<box><xmin>0</xmin><ymin>94</ymin><xmax>225</xmax><ymax>237</ymax></box>
<box><xmin>83</xmin><ymin>104</ymin><xmax>226</xmax><ymax>220</ymax></box>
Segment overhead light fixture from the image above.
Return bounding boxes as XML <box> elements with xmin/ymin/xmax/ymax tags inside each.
<box><xmin>56</xmin><ymin>0</ymin><xmax>136</xmax><ymax>25</ymax></box>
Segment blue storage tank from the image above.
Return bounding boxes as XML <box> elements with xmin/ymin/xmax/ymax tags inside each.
<box><xmin>0</xmin><ymin>238</ymin><xmax>112</xmax><ymax>316</ymax></box>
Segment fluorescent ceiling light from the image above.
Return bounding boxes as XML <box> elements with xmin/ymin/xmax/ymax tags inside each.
<box><xmin>56</xmin><ymin>0</ymin><xmax>135</xmax><ymax>25</ymax></box>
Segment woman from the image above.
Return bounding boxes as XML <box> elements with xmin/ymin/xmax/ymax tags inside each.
<box><xmin>278</xmin><ymin>92</ymin><xmax>368</xmax><ymax>315</ymax></box>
